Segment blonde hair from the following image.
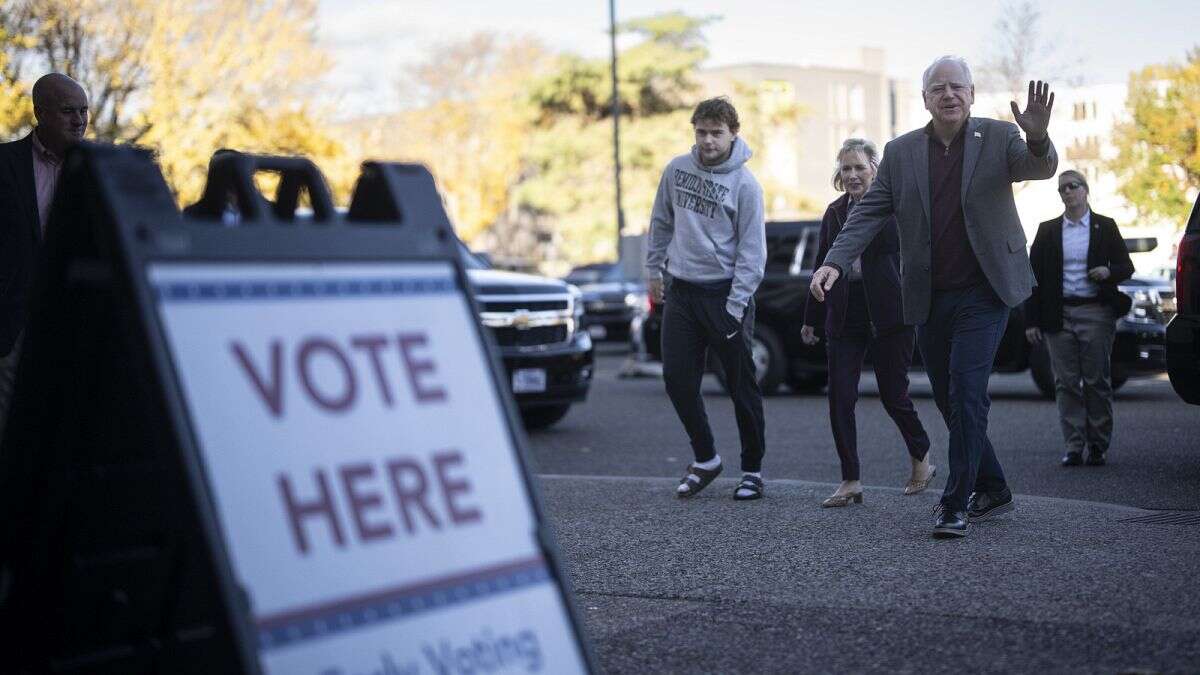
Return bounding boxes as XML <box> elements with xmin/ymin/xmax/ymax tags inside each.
<box><xmin>831</xmin><ymin>138</ymin><xmax>880</xmax><ymax>192</ymax></box>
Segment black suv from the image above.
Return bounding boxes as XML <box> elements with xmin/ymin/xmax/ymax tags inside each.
<box><xmin>633</xmin><ymin>220</ymin><xmax>1172</xmax><ymax>397</ymax></box>
<box><xmin>563</xmin><ymin>263</ymin><xmax>646</xmax><ymax>343</ymax></box>
<box><xmin>1166</xmin><ymin>192</ymin><xmax>1200</xmax><ymax>404</ymax></box>
<box><xmin>461</xmin><ymin>246</ymin><xmax>594</xmax><ymax>428</ymax></box>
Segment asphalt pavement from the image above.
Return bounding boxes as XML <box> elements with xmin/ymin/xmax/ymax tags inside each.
<box><xmin>526</xmin><ymin>347</ymin><xmax>1200</xmax><ymax>674</ymax></box>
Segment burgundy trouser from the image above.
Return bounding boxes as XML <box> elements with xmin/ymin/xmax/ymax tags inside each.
<box><xmin>826</xmin><ymin>326</ymin><xmax>930</xmax><ymax>481</ymax></box>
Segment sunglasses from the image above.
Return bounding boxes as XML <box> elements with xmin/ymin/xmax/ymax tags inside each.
<box><xmin>1058</xmin><ymin>181</ymin><xmax>1084</xmax><ymax>194</ymax></box>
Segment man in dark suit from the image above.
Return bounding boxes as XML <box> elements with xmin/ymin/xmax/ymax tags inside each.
<box><xmin>809</xmin><ymin>56</ymin><xmax>1058</xmax><ymax>538</ymax></box>
<box><xmin>0</xmin><ymin>73</ymin><xmax>89</xmax><ymax>435</ymax></box>
<box><xmin>1025</xmin><ymin>170</ymin><xmax>1133</xmax><ymax>467</ymax></box>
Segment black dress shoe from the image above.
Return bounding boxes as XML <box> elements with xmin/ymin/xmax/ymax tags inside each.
<box><xmin>967</xmin><ymin>489</ymin><xmax>1014</xmax><ymax>521</ymax></box>
<box><xmin>1086</xmin><ymin>447</ymin><xmax>1107</xmax><ymax>466</ymax></box>
<box><xmin>1061</xmin><ymin>451</ymin><xmax>1083</xmax><ymax>466</ymax></box>
<box><xmin>933</xmin><ymin>509</ymin><xmax>969</xmax><ymax>538</ymax></box>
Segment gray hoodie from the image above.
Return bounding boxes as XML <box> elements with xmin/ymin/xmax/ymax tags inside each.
<box><xmin>644</xmin><ymin>137</ymin><xmax>766</xmax><ymax>320</ymax></box>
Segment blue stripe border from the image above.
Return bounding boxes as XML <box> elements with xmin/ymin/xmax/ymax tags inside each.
<box><xmin>153</xmin><ymin>277</ymin><xmax>457</xmax><ymax>302</ymax></box>
<box><xmin>256</xmin><ymin>564</ymin><xmax>551</xmax><ymax>651</ymax></box>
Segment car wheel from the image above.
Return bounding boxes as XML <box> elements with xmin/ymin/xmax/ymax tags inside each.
<box><xmin>520</xmin><ymin>404</ymin><xmax>572</xmax><ymax>430</ymax></box>
<box><xmin>1111</xmin><ymin>367</ymin><xmax>1128</xmax><ymax>391</ymax></box>
<box><xmin>1029</xmin><ymin>341</ymin><xmax>1056</xmax><ymax>399</ymax></box>
<box><xmin>787</xmin><ymin>372</ymin><xmax>828</xmax><ymax>394</ymax></box>
<box><xmin>712</xmin><ymin>323</ymin><xmax>786</xmax><ymax>396</ymax></box>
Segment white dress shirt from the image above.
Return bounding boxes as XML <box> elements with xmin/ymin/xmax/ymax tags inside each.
<box><xmin>1061</xmin><ymin>209</ymin><xmax>1097</xmax><ymax>298</ymax></box>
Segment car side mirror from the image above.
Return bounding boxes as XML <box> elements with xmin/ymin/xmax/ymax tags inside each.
<box><xmin>1124</xmin><ymin>237</ymin><xmax>1158</xmax><ymax>253</ymax></box>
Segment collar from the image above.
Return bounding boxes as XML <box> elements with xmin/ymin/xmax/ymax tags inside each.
<box><xmin>30</xmin><ymin>129</ymin><xmax>62</xmax><ymax>166</ymax></box>
<box><xmin>923</xmin><ymin>119</ymin><xmax>968</xmax><ymax>147</ymax></box>
<box><xmin>1063</xmin><ymin>209</ymin><xmax>1091</xmax><ymax>228</ymax></box>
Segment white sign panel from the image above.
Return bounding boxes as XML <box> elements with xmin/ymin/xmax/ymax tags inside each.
<box><xmin>149</xmin><ymin>261</ymin><xmax>587</xmax><ymax>674</ymax></box>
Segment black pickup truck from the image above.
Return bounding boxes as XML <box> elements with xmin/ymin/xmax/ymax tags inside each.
<box><xmin>633</xmin><ymin>220</ymin><xmax>1173</xmax><ymax>398</ymax></box>
<box><xmin>460</xmin><ymin>245</ymin><xmax>594</xmax><ymax>428</ymax></box>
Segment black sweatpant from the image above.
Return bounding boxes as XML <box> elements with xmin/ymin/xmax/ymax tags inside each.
<box><xmin>661</xmin><ymin>277</ymin><xmax>766</xmax><ymax>473</ymax></box>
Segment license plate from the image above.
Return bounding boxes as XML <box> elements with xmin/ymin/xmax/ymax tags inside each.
<box><xmin>587</xmin><ymin>324</ymin><xmax>608</xmax><ymax>339</ymax></box>
<box><xmin>512</xmin><ymin>368</ymin><xmax>547</xmax><ymax>393</ymax></box>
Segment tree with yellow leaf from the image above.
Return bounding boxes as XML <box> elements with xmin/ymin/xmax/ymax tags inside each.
<box><xmin>1</xmin><ymin>0</ymin><xmax>351</xmax><ymax>204</ymax></box>
<box><xmin>1111</xmin><ymin>48</ymin><xmax>1200</xmax><ymax>227</ymax></box>
<box><xmin>352</xmin><ymin>33</ymin><xmax>553</xmax><ymax>244</ymax></box>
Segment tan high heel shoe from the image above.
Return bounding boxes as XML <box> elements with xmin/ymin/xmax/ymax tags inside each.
<box><xmin>821</xmin><ymin>491</ymin><xmax>864</xmax><ymax>508</ymax></box>
<box><xmin>903</xmin><ymin>465</ymin><xmax>937</xmax><ymax>495</ymax></box>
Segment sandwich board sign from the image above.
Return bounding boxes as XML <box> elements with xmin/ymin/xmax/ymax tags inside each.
<box><xmin>0</xmin><ymin>145</ymin><xmax>592</xmax><ymax>674</ymax></box>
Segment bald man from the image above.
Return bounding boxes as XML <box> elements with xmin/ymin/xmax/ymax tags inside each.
<box><xmin>0</xmin><ymin>73</ymin><xmax>89</xmax><ymax>435</ymax></box>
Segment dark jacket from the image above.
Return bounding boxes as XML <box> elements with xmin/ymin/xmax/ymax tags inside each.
<box><xmin>804</xmin><ymin>192</ymin><xmax>907</xmax><ymax>338</ymax></box>
<box><xmin>0</xmin><ymin>134</ymin><xmax>42</xmax><ymax>356</ymax></box>
<box><xmin>1025</xmin><ymin>211</ymin><xmax>1134</xmax><ymax>332</ymax></box>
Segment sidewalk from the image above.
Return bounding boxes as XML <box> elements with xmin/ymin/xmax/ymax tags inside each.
<box><xmin>537</xmin><ymin>475</ymin><xmax>1200</xmax><ymax>674</ymax></box>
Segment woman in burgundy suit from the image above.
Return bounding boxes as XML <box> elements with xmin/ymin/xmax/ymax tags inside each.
<box><xmin>802</xmin><ymin>138</ymin><xmax>934</xmax><ymax>507</ymax></box>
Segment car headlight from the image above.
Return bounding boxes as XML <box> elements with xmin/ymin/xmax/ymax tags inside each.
<box><xmin>1122</xmin><ymin>287</ymin><xmax>1161</xmax><ymax>322</ymax></box>
<box><xmin>568</xmin><ymin>284</ymin><xmax>584</xmax><ymax>320</ymax></box>
<box><xmin>625</xmin><ymin>291</ymin><xmax>646</xmax><ymax>309</ymax></box>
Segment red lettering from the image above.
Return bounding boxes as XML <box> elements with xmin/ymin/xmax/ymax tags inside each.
<box><xmin>386</xmin><ymin>458</ymin><xmax>441</xmax><ymax>534</ymax></box>
<box><xmin>397</xmin><ymin>333</ymin><xmax>446</xmax><ymax>403</ymax></box>
<box><xmin>339</xmin><ymin>462</ymin><xmax>394</xmax><ymax>543</ymax></box>
<box><xmin>278</xmin><ymin>469</ymin><xmax>346</xmax><ymax>555</ymax></box>
<box><xmin>297</xmin><ymin>338</ymin><xmax>357</xmax><ymax>412</ymax></box>
<box><xmin>350</xmin><ymin>334</ymin><xmax>393</xmax><ymax>407</ymax></box>
<box><xmin>432</xmin><ymin>450</ymin><xmax>481</xmax><ymax>525</ymax></box>
<box><xmin>231</xmin><ymin>340</ymin><xmax>284</xmax><ymax>417</ymax></box>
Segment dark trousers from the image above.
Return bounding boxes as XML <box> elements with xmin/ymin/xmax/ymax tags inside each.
<box><xmin>827</xmin><ymin>326</ymin><xmax>930</xmax><ymax>481</ymax></box>
<box><xmin>661</xmin><ymin>278</ymin><xmax>765</xmax><ymax>472</ymax></box>
<box><xmin>916</xmin><ymin>283</ymin><xmax>1010</xmax><ymax>513</ymax></box>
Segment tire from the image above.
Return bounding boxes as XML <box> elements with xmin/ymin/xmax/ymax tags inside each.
<box><xmin>1028</xmin><ymin>342</ymin><xmax>1056</xmax><ymax>399</ymax></box>
<box><xmin>787</xmin><ymin>372</ymin><xmax>828</xmax><ymax>394</ymax></box>
<box><xmin>712</xmin><ymin>323</ymin><xmax>786</xmax><ymax>396</ymax></box>
<box><xmin>1111</xmin><ymin>367</ymin><xmax>1128</xmax><ymax>391</ymax></box>
<box><xmin>520</xmin><ymin>404</ymin><xmax>572</xmax><ymax>430</ymax></box>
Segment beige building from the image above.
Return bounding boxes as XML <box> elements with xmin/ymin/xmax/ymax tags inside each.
<box><xmin>699</xmin><ymin>48</ymin><xmax>925</xmax><ymax>215</ymax></box>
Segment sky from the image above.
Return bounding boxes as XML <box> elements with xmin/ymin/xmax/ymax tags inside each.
<box><xmin>316</xmin><ymin>0</ymin><xmax>1198</xmax><ymax>115</ymax></box>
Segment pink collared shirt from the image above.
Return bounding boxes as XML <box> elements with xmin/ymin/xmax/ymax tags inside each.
<box><xmin>29</xmin><ymin>130</ymin><xmax>62</xmax><ymax>235</ymax></box>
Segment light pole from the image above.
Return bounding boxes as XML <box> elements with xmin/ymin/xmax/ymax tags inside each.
<box><xmin>609</xmin><ymin>0</ymin><xmax>626</xmax><ymax>264</ymax></box>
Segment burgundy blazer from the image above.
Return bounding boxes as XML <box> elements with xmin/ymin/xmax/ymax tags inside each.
<box><xmin>803</xmin><ymin>193</ymin><xmax>907</xmax><ymax>338</ymax></box>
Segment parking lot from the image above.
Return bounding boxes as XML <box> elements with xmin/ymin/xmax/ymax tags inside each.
<box><xmin>527</xmin><ymin>347</ymin><xmax>1200</xmax><ymax>673</ymax></box>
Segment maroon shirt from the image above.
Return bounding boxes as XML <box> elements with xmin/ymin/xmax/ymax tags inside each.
<box><xmin>926</xmin><ymin>123</ymin><xmax>986</xmax><ymax>291</ymax></box>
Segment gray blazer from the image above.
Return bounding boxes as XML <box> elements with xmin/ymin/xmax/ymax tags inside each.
<box><xmin>824</xmin><ymin>117</ymin><xmax>1057</xmax><ymax>325</ymax></box>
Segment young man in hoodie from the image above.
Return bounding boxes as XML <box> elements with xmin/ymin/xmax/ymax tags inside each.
<box><xmin>645</xmin><ymin>97</ymin><xmax>768</xmax><ymax>501</ymax></box>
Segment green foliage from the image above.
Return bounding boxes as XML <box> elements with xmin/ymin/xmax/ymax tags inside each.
<box><xmin>1110</xmin><ymin>48</ymin><xmax>1200</xmax><ymax>227</ymax></box>
<box><xmin>514</xmin><ymin>12</ymin><xmax>718</xmax><ymax>264</ymax></box>
<box><xmin>527</xmin><ymin>12</ymin><xmax>714</xmax><ymax>122</ymax></box>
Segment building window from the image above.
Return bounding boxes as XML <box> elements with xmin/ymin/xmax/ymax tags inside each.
<box><xmin>848</xmin><ymin>85</ymin><xmax>865</xmax><ymax>121</ymax></box>
<box><xmin>1072</xmin><ymin>101</ymin><xmax>1099</xmax><ymax>121</ymax></box>
<box><xmin>829</xmin><ymin>83</ymin><xmax>865</xmax><ymax>122</ymax></box>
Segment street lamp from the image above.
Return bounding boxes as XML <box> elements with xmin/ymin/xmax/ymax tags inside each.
<box><xmin>609</xmin><ymin>0</ymin><xmax>626</xmax><ymax>264</ymax></box>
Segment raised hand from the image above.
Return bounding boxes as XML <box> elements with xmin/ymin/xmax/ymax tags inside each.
<box><xmin>1010</xmin><ymin>80</ymin><xmax>1054</xmax><ymax>141</ymax></box>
